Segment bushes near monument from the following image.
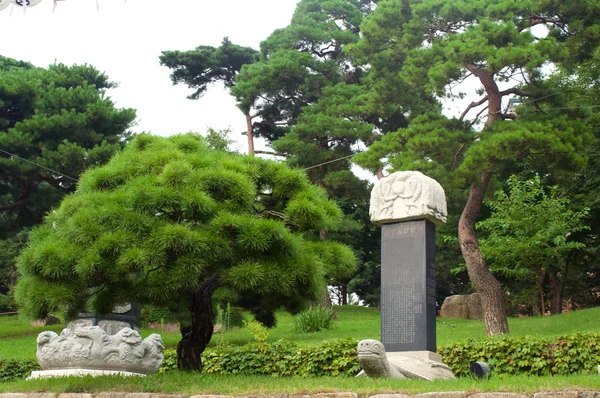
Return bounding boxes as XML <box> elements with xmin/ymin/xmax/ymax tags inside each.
<box><xmin>160</xmin><ymin>337</ymin><xmax>360</xmax><ymax>377</ymax></box>
<box><xmin>439</xmin><ymin>332</ymin><xmax>600</xmax><ymax>377</ymax></box>
<box><xmin>159</xmin><ymin>332</ymin><xmax>600</xmax><ymax>378</ymax></box>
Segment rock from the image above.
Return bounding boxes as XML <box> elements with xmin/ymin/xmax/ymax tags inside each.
<box><xmin>30</xmin><ymin>314</ymin><xmax>61</xmax><ymax>327</ymax></box>
<box><xmin>439</xmin><ymin>294</ymin><xmax>484</xmax><ymax>320</ymax></box>
<box><xmin>357</xmin><ymin>339</ymin><xmax>455</xmax><ymax>380</ymax></box>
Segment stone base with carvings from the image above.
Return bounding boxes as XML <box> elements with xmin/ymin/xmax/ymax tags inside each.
<box><xmin>35</xmin><ymin>326</ymin><xmax>164</xmax><ymax>377</ymax></box>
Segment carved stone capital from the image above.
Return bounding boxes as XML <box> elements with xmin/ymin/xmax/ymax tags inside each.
<box><xmin>370</xmin><ymin>171</ymin><xmax>447</xmax><ymax>225</ymax></box>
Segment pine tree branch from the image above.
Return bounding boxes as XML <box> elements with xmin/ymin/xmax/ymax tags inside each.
<box><xmin>0</xmin><ymin>198</ymin><xmax>29</xmax><ymax>212</ymax></box>
<box><xmin>460</xmin><ymin>95</ymin><xmax>488</xmax><ymax>121</ymax></box>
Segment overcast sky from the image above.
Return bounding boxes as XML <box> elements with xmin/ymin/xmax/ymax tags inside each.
<box><xmin>0</xmin><ymin>0</ymin><xmax>300</xmax><ymax>153</ymax></box>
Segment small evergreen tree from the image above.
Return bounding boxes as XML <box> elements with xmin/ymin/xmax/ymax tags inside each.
<box><xmin>15</xmin><ymin>133</ymin><xmax>356</xmax><ymax>371</ymax></box>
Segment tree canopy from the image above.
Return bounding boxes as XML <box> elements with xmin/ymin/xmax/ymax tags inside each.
<box><xmin>352</xmin><ymin>0</ymin><xmax>599</xmax><ymax>334</ymax></box>
<box><xmin>16</xmin><ymin>133</ymin><xmax>356</xmax><ymax>371</ymax></box>
<box><xmin>0</xmin><ymin>56</ymin><xmax>136</xmax><ymax>306</ymax></box>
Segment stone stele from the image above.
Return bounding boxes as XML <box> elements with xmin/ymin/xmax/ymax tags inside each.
<box><xmin>370</xmin><ymin>171</ymin><xmax>447</xmax><ymax>225</ymax></box>
<box><xmin>32</xmin><ymin>326</ymin><xmax>164</xmax><ymax>378</ymax></box>
<box><xmin>357</xmin><ymin>339</ymin><xmax>455</xmax><ymax>381</ymax></box>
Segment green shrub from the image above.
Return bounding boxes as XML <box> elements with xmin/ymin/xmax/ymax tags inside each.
<box><xmin>160</xmin><ymin>338</ymin><xmax>360</xmax><ymax>377</ymax></box>
<box><xmin>439</xmin><ymin>332</ymin><xmax>600</xmax><ymax>377</ymax></box>
<box><xmin>293</xmin><ymin>306</ymin><xmax>335</xmax><ymax>333</ymax></box>
<box><xmin>0</xmin><ymin>359</ymin><xmax>41</xmax><ymax>382</ymax></box>
<box><xmin>215</xmin><ymin>304</ymin><xmax>244</xmax><ymax>331</ymax></box>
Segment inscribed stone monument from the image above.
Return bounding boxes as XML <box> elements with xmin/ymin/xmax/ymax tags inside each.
<box><xmin>358</xmin><ymin>171</ymin><xmax>454</xmax><ymax>380</ymax></box>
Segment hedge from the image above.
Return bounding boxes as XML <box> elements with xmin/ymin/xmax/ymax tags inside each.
<box><xmin>0</xmin><ymin>359</ymin><xmax>40</xmax><ymax>382</ymax></box>
<box><xmin>438</xmin><ymin>332</ymin><xmax>600</xmax><ymax>377</ymax></box>
<box><xmin>161</xmin><ymin>333</ymin><xmax>600</xmax><ymax>377</ymax></box>
<box><xmin>161</xmin><ymin>337</ymin><xmax>361</xmax><ymax>377</ymax></box>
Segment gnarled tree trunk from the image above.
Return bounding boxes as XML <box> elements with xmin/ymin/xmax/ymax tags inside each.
<box><xmin>457</xmin><ymin>65</ymin><xmax>510</xmax><ymax>336</ymax></box>
<box><xmin>177</xmin><ymin>274</ymin><xmax>221</xmax><ymax>371</ymax></box>
<box><xmin>458</xmin><ymin>173</ymin><xmax>510</xmax><ymax>335</ymax></box>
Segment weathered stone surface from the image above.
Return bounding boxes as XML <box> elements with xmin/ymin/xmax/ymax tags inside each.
<box><xmin>0</xmin><ymin>394</ymin><xmax>55</xmax><ymax>398</ymax></box>
<box><xmin>370</xmin><ymin>171</ymin><xmax>447</xmax><ymax>225</ymax></box>
<box><xmin>36</xmin><ymin>326</ymin><xmax>164</xmax><ymax>374</ymax></box>
<box><xmin>470</xmin><ymin>393</ymin><xmax>528</xmax><ymax>398</ymax></box>
<box><xmin>533</xmin><ymin>393</ymin><xmax>581</xmax><ymax>398</ymax></box>
<box><xmin>95</xmin><ymin>393</ymin><xmax>128</xmax><ymax>398</ymax></box>
<box><xmin>439</xmin><ymin>294</ymin><xmax>484</xmax><ymax>320</ymax></box>
<box><xmin>313</xmin><ymin>394</ymin><xmax>358</xmax><ymax>398</ymax></box>
<box><xmin>415</xmin><ymin>393</ymin><xmax>466</xmax><ymax>398</ymax></box>
<box><xmin>357</xmin><ymin>339</ymin><xmax>454</xmax><ymax>380</ymax></box>
<box><xmin>0</xmin><ymin>395</ymin><xmax>55</xmax><ymax>398</ymax></box>
<box><xmin>369</xmin><ymin>394</ymin><xmax>413</xmax><ymax>398</ymax></box>
<box><xmin>30</xmin><ymin>315</ymin><xmax>61</xmax><ymax>327</ymax></box>
<box><xmin>190</xmin><ymin>396</ymin><xmax>232</xmax><ymax>398</ymax></box>
<box><xmin>57</xmin><ymin>394</ymin><xmax>93</xmax><ymax>398</ymax></box>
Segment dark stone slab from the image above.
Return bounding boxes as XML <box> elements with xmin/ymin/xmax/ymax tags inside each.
<box><xmin>380</xmin><ymin>220</ymin><xmax>436</xmax><ymax>352</ymax></box>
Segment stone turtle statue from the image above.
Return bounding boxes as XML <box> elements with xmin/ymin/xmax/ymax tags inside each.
<box><xmin>357</xmin><ymin>339</ymin><xmax>455</xmax><ymax>380</ymax></box>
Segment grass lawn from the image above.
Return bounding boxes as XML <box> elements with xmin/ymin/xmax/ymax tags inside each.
<box><xmin>2</xmin><ymin>306</ymin><xmax>600</xmax><ymax>393</ymax></box>
<box><xmin>3</xmin><ymin>306</ymin><xmax>600</xmax><ymax>361</ymax></box>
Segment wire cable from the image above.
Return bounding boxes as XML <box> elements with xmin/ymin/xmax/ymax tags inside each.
<box><xmin>0</xmin><ymin>148</ymin><xmax>79</xmax><ymax>182</ymax></box>
<box><xmin>303</xmin><ymin>154</ymin><xmax>355</xmax><ymax>171</ymax></box>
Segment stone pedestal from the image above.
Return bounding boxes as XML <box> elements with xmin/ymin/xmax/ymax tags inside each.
<box><xmin>67</xmin><ymin>303</ymin><xmax>140</xmax><ymax>335</ymax></box>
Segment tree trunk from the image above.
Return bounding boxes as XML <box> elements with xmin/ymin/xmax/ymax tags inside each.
<box><xmin>549</xmin><ymin>272</ymin><xmax>565</xmax><ymax>315</ymax></box>
<box><xmin>245</xmin><ymin>113</ymin><xmax>255</xmax><ymax>157</ymax></box>
<box><xmin>457</xmin><ymin>65</ymin><xmax>509</xmax><ymax>335</ymax></box>
<box><xmin>177</xmin><ymin>274</ymin><xmax>221</xmax><ymax>371</ymax></box>
<box><xmin>458</xmin><ymin>172</ymin><xmax>510</xmax><ymax>335</ymax></box>
<box><xmin>340</xmin><ymin>283</ymin><xmax>348</xmax><ymax>305</ymax></box>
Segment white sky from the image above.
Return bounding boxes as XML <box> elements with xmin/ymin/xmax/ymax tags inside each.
<box><xmin>0</xmin><ymin>0</ymin><xmax>300</xmax><ymax>154</ymax></box>
<box><xmin>0</xmin><ymin>0</ymin><xmax>494</xmax><ymax>182</ymax></box>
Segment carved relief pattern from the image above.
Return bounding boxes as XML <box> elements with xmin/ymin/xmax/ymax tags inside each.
<box><xmin>36</xmin><ymin>326</ymin><xmax>164</xmax><ymax>374</ymax></box>
<box><xmin>370</xmin><ymin>171</ymin><xmax>447</xmax><ymax>224</ymax></box>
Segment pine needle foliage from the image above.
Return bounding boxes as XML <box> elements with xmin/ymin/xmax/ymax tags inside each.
<box><xmin>16</xmin><ymin>133</ymin><xmax>356</xmax><ymax>322</ymax></box>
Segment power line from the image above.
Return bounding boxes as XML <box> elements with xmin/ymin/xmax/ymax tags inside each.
<box><xmin>518</xmin><ymin>104</ymin><xmax>600</xmax><ymax>111</ymax></box>
<box><xmin>303</xmin><ymin>154</ymin><xmax>355</xmax><ymax>171</ymax></box>
<box><xmin>0</xmin><ymin>148</ymin><xmax>79</xmax><ymax>182</ymax></box>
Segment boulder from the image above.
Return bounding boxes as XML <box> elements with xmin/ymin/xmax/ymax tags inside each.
<box><xmin>439</xmin><ymin>294</ymin><xmax>484</xmax><ymax>320</ymax></box>
<box><xmin>30</xmin><ymin>314</ymin><xmax>61</xmax><ymax>327</ymax></box>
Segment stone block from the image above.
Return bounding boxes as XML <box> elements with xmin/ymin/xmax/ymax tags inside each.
<box><xmin>470</xmin><ymin>393</ymin><xmax>528</xmax><ymax>398</ymax></box>
<box><xmin>94</xmin><ymin>393</ymin><xmax>128</xmax><ymax>398</ymax></box>
<box><xmin>439</xmin><ymin>294</ymin><xmax>484</xmax><ymax>320</ymax></box>
<box><xmin>415</xmin><ymin>392</ymin><xmax>466</xmax><ymax>398</ymax></box>
<box><xmin>533</xmin><ymin>393</ymin><xmax>580</xmax><ymax>398</ymax></box>
<box><xmin>30</xmin><ymin>314</ymin><xmax>61</xmax><ymax>327</ymax></box>
<box><xmin>313</xmin><ymin>394</ymin><xmax>358</xmax><ymax>398</ymax></box>
<box><xmin>57</xmin><ymin>394</ymin><xmax>93</xmax><ymax>398</ymax></box>
<box><xmin>190</xmin><ymin>396</ymin><xmax>231</xmax><ymax>398</ymax></box>
<box><xmin>369</xmin><ymin>394</ymin><xmax>413</xmax><ymax>398</ymax></box>
<box><xmin>0</xmin><ymin>394</ymin><xmax>55</xmax><ymax>398</ymax></box>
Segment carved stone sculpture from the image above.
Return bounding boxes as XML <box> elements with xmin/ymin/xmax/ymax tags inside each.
<box><xmin>36</xmin><ymin>326</ymin><xmax>164</xmax><ymax>375</ymax></box>
<box><xmin>370</xmin><ymin>171</ymin><xmax>447</xmax><ymax>225</ymax></box>
<box><xmin>357</xmin><ymin>339</ymin><xmax>455</xmax><ymax>380</ymax></box>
